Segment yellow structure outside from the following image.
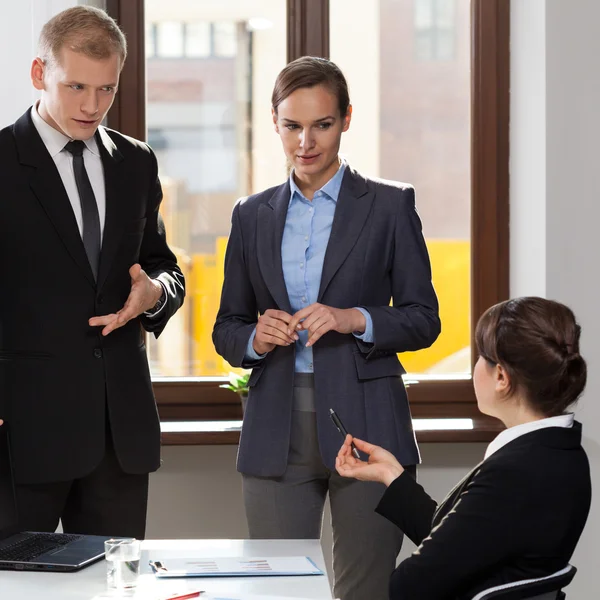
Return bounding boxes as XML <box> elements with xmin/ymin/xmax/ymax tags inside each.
<box><xmin>398</xmin><ymin>240</ymin><xmax>470</xmax><ymax>373</ymax></box>
<box><xmin>187</xmin><ymin>238</ymin><xmax>470</xmax><ymax>377</ymax></box>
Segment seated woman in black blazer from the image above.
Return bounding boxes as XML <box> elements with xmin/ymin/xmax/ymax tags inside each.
<box><xmin>336</xmin><ymin>296</ymin><xmax>591</xmax><ymax>600</ymax></box>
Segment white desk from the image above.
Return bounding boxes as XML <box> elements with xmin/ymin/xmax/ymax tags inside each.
<box><xmin>0</xmin><ymin>539</ymin><xmax>332</xmax><ymax>600</ymax></box>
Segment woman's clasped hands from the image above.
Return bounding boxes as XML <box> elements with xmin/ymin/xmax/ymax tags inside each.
<box><xmin>252</xmin><ymin>304</ymin><xmax>366</xmax><ymax>355</ymax></box>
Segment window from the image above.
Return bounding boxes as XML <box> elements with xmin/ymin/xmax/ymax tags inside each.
<box><xmin>145</xmin><ymin>22</ymin><xmax>156</xmax><ymax>58</ymax></box>
<box><xmin>146</xmin><ymin>20</ymin><xmax>239</xmax><ymax>59</ymax></box>
<box><xmin>156</xmin><ymin>21</ymin><xmax>184</xmax><ymax>58</ymax></box>
<box><xmin>185</xmin><ymin>22</ymin><xmax>212</xmax><ymax>58</ymax></box>
<box><xmin>330</xmin><ymin>0</ymin><xmax>470</xmax><ymax>376</ymax></box>
<box><xmin>414</xmin><ymin>0</ymin><xmax>456</xmax><ymax>60</ymax></box>
<box><xmin>138</xmin><ymin>1</ymin><xmax>287</xmax><ymax>378</ymax></box>
<box><xmin>106</xmin><ymin>0</ymin><xmax>509</xmax><ymax>440</ymax></box>
<box><xmin>213</xmin><ymin>22</ymin><xmax>238</xmax><ymax>57</ymax></box>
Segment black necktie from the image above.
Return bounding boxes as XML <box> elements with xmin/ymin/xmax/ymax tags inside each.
<box><xmin>64</xmin><ymin>140</ymin><xmax>101</xmax><ymax>281</ymax></box>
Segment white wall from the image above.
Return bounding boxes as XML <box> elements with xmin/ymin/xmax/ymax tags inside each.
<box><xmin>0</xmin><ymin>0</ymin><xmax>45</xmax><ymax>125</ymax></box>
<box><xmin>509</xmin><ymin>0</ymin><xmax>546</xmax><ymax>297</ymax></box>
<box><xmin>511</xmin><ymin>1</ymin><xmax>600</xmax><ymax>597</ymax></box>
<box><xmin>0</xmin><ymin>0</ymin><xmax>105</xmax><ymax>128</ymax></box>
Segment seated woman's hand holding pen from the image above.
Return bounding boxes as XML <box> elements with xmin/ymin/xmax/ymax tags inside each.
<box><xmin>336</xmin><ymin>434</ymin><xmax>405</xmax><ymax>487</ymax></box>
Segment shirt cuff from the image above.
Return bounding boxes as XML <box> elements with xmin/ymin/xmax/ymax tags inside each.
<box><xmin>144</xmin><ymin>280</ymin><xmax>167</xmax><ymax>319</ymax></box>
<box><xmin>352</xmin><ymin>307</ymin><xmax>374</xmax><ymax>343</ymax></box>
<box><xmin>245</xmin><ymin>328</ymin><xmax>267</xmax><ymax>361</ymax></box>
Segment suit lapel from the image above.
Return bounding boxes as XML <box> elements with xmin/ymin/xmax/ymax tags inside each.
<box><xmin>14</xmin><ymin>110</ymin><xmax>96</xmax><ymax>289</ymax></box>
<box><xmin>95</xmin><ymin>127</ymin><xmax>125</xmax><ymax>291</ymax></box>
<box><xmin>257</xmin><ymin>183</ymin><xmax>293</xmax><ymax>314</ymax></box>
<box><xmin>432</xmin><ymin>461</ymin><xmax>483</xmax><ymax>525</ymax></box>
<box><xmin>317</xmin><ymin>167</ymin><xmax>374</xmax><ymax>301</ymax></box>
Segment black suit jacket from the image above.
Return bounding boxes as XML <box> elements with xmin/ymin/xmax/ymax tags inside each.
<box><xmin>0</xmin><ymin>109</ymin><xmax>185</xmax><ymax>485</ymax></box>
<box><xmin>213</xmin><ymin>167</ymin><xmax>440</xmax><ymax>476</ymax></box>
<box><xmin>376</xmin><ymin>422</ymin><xmax>592</xmax><ymax>600</ymax></box>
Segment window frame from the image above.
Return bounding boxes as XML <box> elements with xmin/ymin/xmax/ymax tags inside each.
<box><xmin>105</xmin><ymin>0</ymin><xmax>510</xmax><ymax>442</ymax></box>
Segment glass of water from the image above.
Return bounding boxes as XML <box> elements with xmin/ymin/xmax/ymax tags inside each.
<box><xmin>105</xmin><ymin>538</ymin><xmax>141</xmax><ymax>590</ymax></box>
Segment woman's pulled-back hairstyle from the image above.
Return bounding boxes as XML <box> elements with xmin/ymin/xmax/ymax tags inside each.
<box><xmin>271</xmin><ymin>56</ymin><xmax>350</xmax><ymax>117</ymax></box>
<box><xmin>475</xmin><ymin>297</ymin><xmax>587</xmax><ymax>417</ymax></box>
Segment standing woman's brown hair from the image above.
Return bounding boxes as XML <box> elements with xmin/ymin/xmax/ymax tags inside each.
<box><xmin>271</xmin><ymin>56</ymin><xmax>351</xmax><ymax>117</ymax></box>
<box><xmin>475</xmin><ymin>297</ymin><xmax>587</xmax><ymax>417</ymax></box>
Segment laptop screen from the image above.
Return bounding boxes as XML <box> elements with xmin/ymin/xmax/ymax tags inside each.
<box><xmin>0</xmin><ymin>426</ymin><xmax>19</xmax><ymax>540</ymax></box>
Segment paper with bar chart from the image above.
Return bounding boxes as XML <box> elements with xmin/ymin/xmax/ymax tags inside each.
<box><xmin>149</xmin><ymin>556</ymin><xmax>323</xmax><ymax>578</ymax></box>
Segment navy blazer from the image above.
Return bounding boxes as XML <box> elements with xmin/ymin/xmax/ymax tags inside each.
<box><xmin>213</xmin><ymin>166</ymin><xmax>440</xmax><ymax>476</ymax></box>
<box><xmin>376</xmin><ymin>422</ymin><xmax>592</xmax><ymax>600</ymax></box>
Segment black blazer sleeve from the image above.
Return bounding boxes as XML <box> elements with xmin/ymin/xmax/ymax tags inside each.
<box><xmin>138</xmin><ymin>148</ymin><xmax>185</xmax><ymax>337</ymax></box>
<box><xmin>212</xmin><ymin>201</ymin><xmax>261</xmax><ymax>368</ymax></box>
<box><xmin>359</xmin><ymin>187</ymin><xmax>440</xmax><ymax>355</ymax></box>
<box><xmin>384</xmin><ymin>462</ymin><xmax>531</xmax><ymax>600</ymax></box>
<box><xmin>376</xmin><ymin>472</ymin><xmax>438</xmax><ymax>546</ymax></box>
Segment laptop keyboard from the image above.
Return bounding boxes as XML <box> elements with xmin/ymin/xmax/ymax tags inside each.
<box><xmin>0</xmin><ymin>533</ymin><xmax>83</xmax><ymax>562</ymax></box>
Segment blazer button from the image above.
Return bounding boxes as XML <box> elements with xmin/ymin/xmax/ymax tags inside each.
<box><xmin>97</xmin><ymin>294</ymin><xmax>104</xmax><ymax>304</ymax></box>
<box><xmin>93</xmin><ymin>348</ymin><xmax>103</xmax><ymax>359</ymax></box>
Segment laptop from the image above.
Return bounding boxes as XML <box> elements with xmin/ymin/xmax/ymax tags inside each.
<box><xmin>0</xmin><ymin>425</ymin><xmax>108</xmax><ymax>572</ymax></box>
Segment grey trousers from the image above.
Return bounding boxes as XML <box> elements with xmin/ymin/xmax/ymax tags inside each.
<box><xmin>242</xmin><ymin>376</ymin><xmax>409</xmax><ymax>600</ymax></box>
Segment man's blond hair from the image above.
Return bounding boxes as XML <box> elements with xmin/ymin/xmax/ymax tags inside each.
<box><xmin>38</xmin><ymin>6</ymin><xmax>127</xmax><ymax>68</ymax></box>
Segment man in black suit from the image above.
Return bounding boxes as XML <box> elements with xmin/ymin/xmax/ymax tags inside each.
<box><xmin>0</xmin><ymin>6</ymin><xmax>185</xmax><ymax>539</ymax></box>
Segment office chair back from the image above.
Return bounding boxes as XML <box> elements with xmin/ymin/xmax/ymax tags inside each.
<box><xmin>471</xmin><ymin>564</ymin><xmax>575</xmax><ymax>599</ymax></box>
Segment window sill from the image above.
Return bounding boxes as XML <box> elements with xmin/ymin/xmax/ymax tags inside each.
<box><xmin>153</xmin><ymin>378</ymin><xmax>503</xmax><ymax>444</ymax></box>
<box><xmin>159</xmin><ymin>417</ymin><xmax>503</xmax><ymax>446</ymax></box>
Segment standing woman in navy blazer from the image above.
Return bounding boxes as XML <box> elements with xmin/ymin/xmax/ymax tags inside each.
<box><xmin>213</xmin><ymin>56</ymin><xmax>440</xmax><ymax>600</ymax></box>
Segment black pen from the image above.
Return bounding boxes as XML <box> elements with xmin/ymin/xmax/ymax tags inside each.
<box><xmin>329</xmin><ymin>408</ymin><xmax>361</xmax><ymax>459</ymax></box>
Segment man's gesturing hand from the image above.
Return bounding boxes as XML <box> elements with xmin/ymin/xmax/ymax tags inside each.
<box><xmin>287</xmin><ymin>304</ymin><xmax>366</xmax><ymax>347</ymax></box>
<box><xmin>253</xmin><ymin>309</ymin><xmax>298</xmax><ymax>355</ymax></box>
<box><xmin>89</xmin><ymin>264</ymin><xmax>163</xmax><ymax>336</ymax></box>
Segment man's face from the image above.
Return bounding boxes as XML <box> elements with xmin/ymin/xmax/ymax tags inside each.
<box><xmin>31</xmin><ymin>46</ymin><xmax>121</xmax><ymax>140</ymax></box>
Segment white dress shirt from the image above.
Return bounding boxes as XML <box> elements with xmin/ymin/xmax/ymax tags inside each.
<box><xmin>31</xmin><ymin>103</ymin><xmax>166</xmax><ymax>318</ymax></box>
<box><xmin>31</xmin><ymin>103</ymin><xmax>106</xmax><ymax>241</ymax></box>
<box><xmin>484</xmin><ymin>412</ymin><xmax>575</xmax><ymax>460</ymax></box>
